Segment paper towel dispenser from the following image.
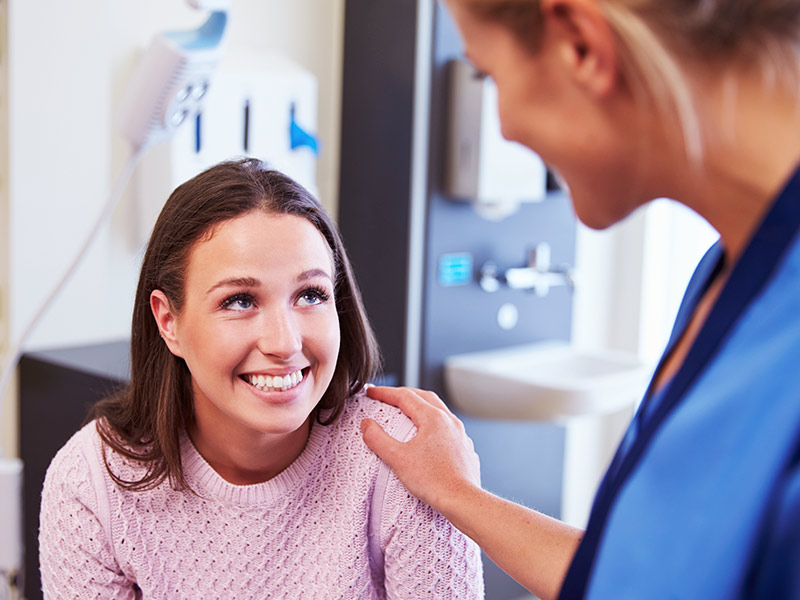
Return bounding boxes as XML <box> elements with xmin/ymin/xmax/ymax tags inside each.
<box><xmin>444</xmin><ymin>58</ymin><xmax>547</xmax><ymax>220</ymax></box>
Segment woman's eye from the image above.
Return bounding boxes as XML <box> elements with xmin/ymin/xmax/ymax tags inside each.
<box><xmin>220</xmin><ymin>293</ymin><xmax>255</xmax><ymax>311</ymax></box>
<box><xmin>297</xmin><ymin>287</ymin><xmax>330</xmax><ymax>307</ymax></box>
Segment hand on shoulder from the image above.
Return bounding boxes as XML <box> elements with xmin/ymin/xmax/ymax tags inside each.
<box><xmin>360</xmin><ymin>385</ymin><xmax>481</xmax><ymax>517</ymax></box>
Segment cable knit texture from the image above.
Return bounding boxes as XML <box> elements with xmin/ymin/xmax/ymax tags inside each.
<box><xmin>39</xmin><ymin>393</ymin><xmax>484</xmax><ymax>599</ymax></box>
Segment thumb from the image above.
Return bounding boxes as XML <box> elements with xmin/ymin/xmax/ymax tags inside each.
<box><xmin>360</xmin><ymin>418</ymin><xmax>403</xmax><ymax>465</ymax></box>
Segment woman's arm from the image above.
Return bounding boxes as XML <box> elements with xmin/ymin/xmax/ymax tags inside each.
<box><xmin>379</xmin><ymin>465</ymin><xmax>485</xmax><ymax>599</ymax></box>
<box><xmin>40</xmin><ymin>435</ymin><xmax>137</xmax><ymax>600</ymax></box>
<box><xmin>361</xmin><ymin>385</ymin><xmax>583</xmax><ymax>600</ymax></box>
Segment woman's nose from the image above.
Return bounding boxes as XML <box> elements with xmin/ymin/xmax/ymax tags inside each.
<box><xmin>256</xmin><ymin>309</ymin><xmax>302</xmax><ymax>358</ymax></box>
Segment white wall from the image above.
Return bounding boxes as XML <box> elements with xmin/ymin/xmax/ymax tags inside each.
<box><xmin>572</xmin><ymin>199</ymin><xmax>719</xmax><ymax>363</ymax></box>
<box><xmin>564</xmin><ymin>198</ymin><xmax>718</xmax><ymax>527</ymax></box>
<box><xmin>0</xmin><ymin>0</ymin><xmax>344</xmax><ymax>457</ymax></box>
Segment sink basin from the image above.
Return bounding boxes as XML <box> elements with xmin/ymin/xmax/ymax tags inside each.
<box><xmin>444</xmin><ymin>341</ymin><xmax>653</xmax><ymax>421</ymax></box>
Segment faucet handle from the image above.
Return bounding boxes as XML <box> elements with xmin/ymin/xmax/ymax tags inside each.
<box><xmin>479</xmin><ymin>261</ymin><xmax>502</xmax><ymax>292</ymax></box>
<box><xmin>529</xmin><ymin>242</ymin><xmax>551</xmax><ymax>271</ymax></box>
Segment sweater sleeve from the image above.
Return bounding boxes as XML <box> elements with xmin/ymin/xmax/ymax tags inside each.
<box><xmin>39</xmin><ymin>428</ymin><xmax>138</xmax><ymax>600</ymax></box>
<box><xmin>375</xmin><ymin>418</ymin><xmax>485</xmax><ymax>600</ymax></box>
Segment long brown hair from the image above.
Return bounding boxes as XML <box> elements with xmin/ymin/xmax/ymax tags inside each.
<box><xmin>87</xmin><ymin>158</ymin><xmax>381</xmax><ymax>491</ymax></box>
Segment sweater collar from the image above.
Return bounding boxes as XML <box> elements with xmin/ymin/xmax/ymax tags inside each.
<box><xmin>179</xmin><ymin>412</ymin><xmax>333</xmax><ymax>505</ymax></box>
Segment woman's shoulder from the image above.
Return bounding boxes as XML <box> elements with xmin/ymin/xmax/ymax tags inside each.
<box><xmin>47</xmin><ymin>419</ymin><xmax>152</xmax><ymax>491</ymax></box>
<box><xmin>48</xmin><ymin>421</ymin><xmax>102</xmax><ymax>471</ymax></box>
<box><xmin>338</xmin><ymin>388</ymin><xmax>417</xmax><ymax>443</ymax></box>
<box><xmin>43</xmin><ymin>420</ymin><xmax>105</xmax><ymax>500</ymax></box>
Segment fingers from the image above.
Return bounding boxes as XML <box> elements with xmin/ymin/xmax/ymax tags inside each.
<box><xmin>366</xmin><ymin>385</ymin><xmax>469</xmax><ymax>440</ymax></box>
<box><xmin>362</xmin><ymin>388</ymin><xmax>483</xmax><ymax>508</ymax></box>
<box><xmin>365</xmin><ymin>385</ymin><xmax>429</xmax><ymax>422</ymax></box>
<box><xmin>367</xmin><ymin>385</ymin><xmax>453</xmax><ymax>416</ymax></box>
<box><xmin>406</xmin><ymin>387</ymin><xmax>451</xmax><ymax>412</ymax></box>
<box><xmin>360</xmin><ymin>418</ymin><xmax>404</xmax><ymax>465</ymax></box>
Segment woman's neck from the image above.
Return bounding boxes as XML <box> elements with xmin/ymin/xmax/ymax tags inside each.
<box><xmin>667</xmin><ymin>66</ymin><xmax>800</xmax><ymax>263</ymax></box>
<box><xmin>188</xmin><ymin>416</ymin><xmax>312</xmax><ymax>486</ymax></box>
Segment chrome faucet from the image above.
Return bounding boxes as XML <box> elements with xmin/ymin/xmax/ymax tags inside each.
<box><xmin>479</xmin><ymin>243</ymin><xmax>574</xmax><ymax>297</ymax></box>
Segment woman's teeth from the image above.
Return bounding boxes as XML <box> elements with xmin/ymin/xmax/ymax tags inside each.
<box><xmin>245</xmin><ymin>369</ymin><xmax>304</xmax><ymax>392</ymax></box>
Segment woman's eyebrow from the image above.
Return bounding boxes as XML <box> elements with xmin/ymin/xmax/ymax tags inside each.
<box><xmin>205</xmin><ymin>276</ymin><xmax>260</xmax><ymax>295</ymax></box>
<box><xmin>297</xmin><ymin>268</ymin><xmax>333</xmax><ymax>283</ymax></box>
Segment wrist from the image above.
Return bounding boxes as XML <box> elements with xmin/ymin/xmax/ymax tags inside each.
<box><xmin>434</xmin><ymin>479</ymin><xmax>489</xmax><ymax>539</ymax></box>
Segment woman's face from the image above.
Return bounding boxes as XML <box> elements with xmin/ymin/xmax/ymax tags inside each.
<box><xmin>155</xmin><ymin>211</ymin><xmax>340</xmax><ymax>450</ymax></box>
<box><xmin>444</xmin><ymin>0</ymin><xmax>651</xmax><ymax>229</ymax></box>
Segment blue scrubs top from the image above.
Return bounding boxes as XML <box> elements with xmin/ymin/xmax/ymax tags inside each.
<box><xmin>559</xmin><ymin>167</ymin><xmax>800</xmax><ymax>599</ymax></box>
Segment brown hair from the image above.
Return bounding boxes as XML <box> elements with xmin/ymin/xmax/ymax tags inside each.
<box><xmin>87</xmin><ymin>158</ymin><xmax>381</xmax><ymax>491</ymax></box>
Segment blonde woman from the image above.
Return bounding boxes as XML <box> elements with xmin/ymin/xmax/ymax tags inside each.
<box><xmin>361</xmin><ymin>1</ymin><xmax>800</xmax><ymax>598</ymax></box>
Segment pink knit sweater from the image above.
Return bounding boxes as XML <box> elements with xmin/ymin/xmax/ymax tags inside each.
<box><xmin>39</xmin><ymin>393</ymin><xmax>484</xmax><ymax>599</ymax></box>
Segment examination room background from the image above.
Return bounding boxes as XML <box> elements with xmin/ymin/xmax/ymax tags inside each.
<box><xmin>0</xmin><ymin>1</ymin><xmax>718</xmax><ymax>599</ymax></box>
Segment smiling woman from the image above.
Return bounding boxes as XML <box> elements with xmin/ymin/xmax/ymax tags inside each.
<box><xmin>358</xmin><ymin>1</ymin><xmax>800</xmax><ymax>599</ymax></box>
<box><xmin>37</xmin><ymin>159</ymin><xmax>484</xmax><ymax>599</ymax></box>
<box><xmin>151</xmin><ymin>211</ymin><xmax>342</xmax><ymax>484</ymax></box>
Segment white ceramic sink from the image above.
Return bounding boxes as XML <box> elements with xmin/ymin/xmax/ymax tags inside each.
<box><xmin>444</xmin><ymin>341</ymin><xmax>653</xmax><ymax>421</ymax></box>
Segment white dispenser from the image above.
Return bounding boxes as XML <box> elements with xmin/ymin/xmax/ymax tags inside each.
<box><xmin>444</xmin><ymin>58</ymin><xmax>547</xmax><ymax>220</ymax></box>
<box><xmin>133</xmin><ymin>51</ymin><xmax>319</xmax><ymax>246</ymax></box>
<box><xmin>0</xmin><ymin>458</ymin><xmax>22</xmax><ymax>574</ymax></box>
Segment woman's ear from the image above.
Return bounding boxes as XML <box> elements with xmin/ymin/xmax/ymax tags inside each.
<box><xmin>541</xmin><ymin>0</ymin><xmax>619</xmax><ymax>97</ymax></box>
<box><xmin>150</xmin><ymin>290</ymin><xmax>184</xmax><ymax>358</ymax></box>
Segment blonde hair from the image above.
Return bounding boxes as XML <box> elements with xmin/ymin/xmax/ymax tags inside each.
<box><xmin>461</xmin><ymin>0</ymin><xmax>800</xmax><ymax>161</ymax></box>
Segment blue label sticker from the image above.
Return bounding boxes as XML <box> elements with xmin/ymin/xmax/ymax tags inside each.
<box><xmin>439</xmin><ymin>253</ymin><xmax>473</xmax><ymax>286</ymax></box>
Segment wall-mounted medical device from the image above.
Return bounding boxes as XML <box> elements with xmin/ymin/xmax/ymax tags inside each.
<box><xmin>133</xmin><ymin>51</ymin><xmax>320</xmax><ymax>246</ymax></box>
<box><xmin>117</xmin><ymin>0</ymin><xmax>230</xmax><ymax>151</ymax></box>
<box><xmin>0</xmin><ymin>0</ymin><xmax>230</xmax><ymax>434</ymax></box>
<box><xmin>444</xmin><ymin>58</ymin><xmax>547</xmax><ymax>220</ymax></box>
